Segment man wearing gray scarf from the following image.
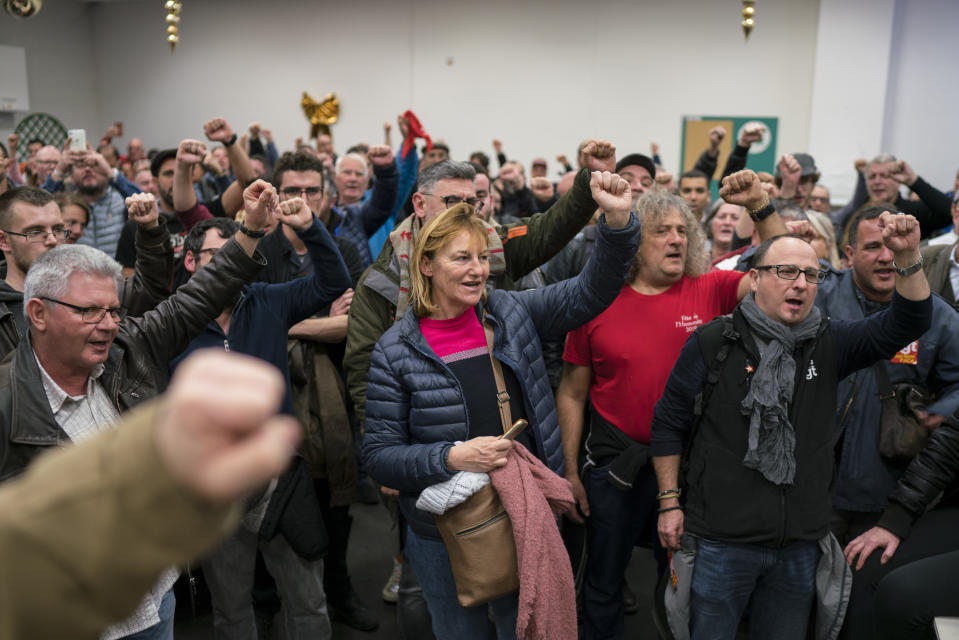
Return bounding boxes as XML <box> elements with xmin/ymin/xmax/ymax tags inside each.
<box><xmin>650</xmin><ymin>172</ymin><xmax>932</xmax><ymax>640</ymax></box>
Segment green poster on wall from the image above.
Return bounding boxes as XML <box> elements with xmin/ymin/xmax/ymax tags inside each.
<box><xmin>680</xmin><ymin>115</ymin><xmax>778</xmax><ymax>198</ymax></box>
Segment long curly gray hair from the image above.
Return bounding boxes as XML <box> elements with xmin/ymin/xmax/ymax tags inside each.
<box><xmin>627</xmin><ymin>188</ymin><xmax>709</xmax><ymax>281</ymax></box>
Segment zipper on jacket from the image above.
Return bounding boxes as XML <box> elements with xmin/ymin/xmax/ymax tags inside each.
<box><xmin>778</xmin><ymin>489</ymin><xmax>786</xmax><ymax>547</ymax></box>
<box><xmin>405</xmin><ymin>338</ymin><xmax>472</xmax><ymax>438</ymax></box>
<box><xmin>223</xmin><ymin>339</ymin><xmax>230</xmax><ymax>352</ymax></box>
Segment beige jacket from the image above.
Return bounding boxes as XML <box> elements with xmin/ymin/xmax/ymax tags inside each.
<box><xmin>0</xmin><ymin>402</ymin><xmax>240</xmax><ymax>640</ymax></box>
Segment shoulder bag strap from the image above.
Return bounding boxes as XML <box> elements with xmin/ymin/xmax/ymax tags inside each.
<box><xmin>483</xmin><ymin>313</ymin><xmax>513</xmax><ymax>435</ymax></box>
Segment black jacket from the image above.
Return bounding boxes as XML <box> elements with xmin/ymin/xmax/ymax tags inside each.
<box><xmin>877</xmin><ymin>416</ymin><xmax>959</xmax><ymax>539</ymax></box>
<box><xmin>651</xmin><ymin>292</ymin><xmax>933</xmax><ymax>546</ymax></box>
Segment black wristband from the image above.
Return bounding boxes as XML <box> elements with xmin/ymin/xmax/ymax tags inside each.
<box><xmin>239</xmin><ymin>223</ymin><xmax>265</xmax><ymax>238</ymax></box>
<box><xmin>225</xmin><ymin>133</ymin><xmax>238</xmax><ymax>147</ymax></box>
<box><xmin>748</xmin><ymin>202</ymin><xmax>776</xmax><ymax>223</ymax></box>
<box><xmin>658</xmin><ymin>505</ymin><xmax>683</xmax><ymax>514</ymax></box>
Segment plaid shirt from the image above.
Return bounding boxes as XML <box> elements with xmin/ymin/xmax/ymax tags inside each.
<box><xmin>36</xmin><ymin>355</ymin><xmax>178</xmax><ymax>639</ymax></box>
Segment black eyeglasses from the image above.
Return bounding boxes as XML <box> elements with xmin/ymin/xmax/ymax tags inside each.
<box><xmin>280</xmin><ymin>186</ymin><xmax>323</xmax><ymax>199</ymax></box>
<box><xmin>755</xmin><ymin>264</ymin><xmax>828</xmax><ymax>284</ymax></box>
<box><xmin>41</xmin><ymin>297</ymin><xmax>126</xmax><ymax>324</ymax></box>
<box><xmin>2</xmin><ymin>228</ymin><xmax>71</xmax><ymax>243</ymax></box>
<box><xmin>197</xmin><ymin>247</ymin><xmax>220</xmax><ymax>258</ymax></box>
<box><xmin>421</xmin><ymin>193</ymin><xmax>485</xmax><ymax>211</ymax></box>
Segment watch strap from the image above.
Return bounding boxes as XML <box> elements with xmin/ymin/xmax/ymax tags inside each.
<box><xmin>239</xmin><ymin>223</ymin><xmax>266</xmax><ymax>238</ymax></box>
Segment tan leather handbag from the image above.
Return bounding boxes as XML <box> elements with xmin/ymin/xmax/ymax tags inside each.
<box><xmin>434</xmin><ymin>319</ymin><xmax>521</xmax><ymax>607</ymax></box>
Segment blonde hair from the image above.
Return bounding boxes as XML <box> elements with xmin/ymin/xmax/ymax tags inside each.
<box><xmin>805</xmin><ymin>209</ymin><xmax>841</xmax><ymax>268</ymax></box>
<box><xmin>627</xmin><ymin>189</ymin><xmax>709</xmax><ymax>281</ymax></box>
<box><xmin>410</xmin><ymin>203</ymin><xmax>489</xmax><ymax>318</ymax></box>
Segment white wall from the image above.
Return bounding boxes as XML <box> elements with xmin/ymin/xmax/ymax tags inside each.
<box><xmin>882</xmin><ymin>0</ymin><xmax>959</xmax><ymax>193</ymax></box>
<box><xmin>0</xmin><ymin>2</ymin><xmax>99</xmax><ymax>152</ymax></box>
<box><xmin>75</xmin><ymin>0</ymin><xmax>821</xmax><ymax>175</ymax></box>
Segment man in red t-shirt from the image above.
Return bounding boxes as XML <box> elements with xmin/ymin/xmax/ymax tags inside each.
<box><xmin>557</xmin><ymin>172</ymin><xmax>786</xmax><ymax>639</ymax></box>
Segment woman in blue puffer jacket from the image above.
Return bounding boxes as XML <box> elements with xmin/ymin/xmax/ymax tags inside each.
<box><xmin>362</xmin><ymin>171</ymin><xmax>640</xmax><ymax>639</ymax></box>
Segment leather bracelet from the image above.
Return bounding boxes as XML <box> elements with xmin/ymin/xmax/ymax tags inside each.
<box><xmin>749</xmin><ymin>202</ymin><xmax>776</xmax><ymax>223</ymax></box>
<box><xmin>658</xmin><ymin>505</ymin><xmax>683</xmax><ymax>514</ymax></box>
<box><xmin>239</xmin><ymin>223</ymin><xmax>266</xmax><ymax>238</ymax></box>
<box><xmin>225</xmin><ymin>133</ymin><xmax>238</xmax><ymax>147</ymax></box>
<box><xmin>656</xmin><ymin>488</ymin><xmax>682</xmax><ymax>499</ymax></box>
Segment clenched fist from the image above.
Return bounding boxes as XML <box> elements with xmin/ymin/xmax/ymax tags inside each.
<box><xmin>242</xmin><ymin>179</ymin><xmax>279</xmax><ymax>231</ymax></box>
<box><xmin>530</xmin><ymin>176</ymin><xmax>554</xmax><ymax>201</ymax></box>
<box><xmin>708</xmin><ymin>126</ymin><xmax>726</xmax><ymax>150</ymax></box>
<box><xmin>581</xmin><ymin>140</ymin><xmax>616</xmax><ymax>173</ymax></box>
<box><xmin>367</xmin><ymin>144</ymin><xmax>394</xmax><ymax>167</ymax></box>
<box><xmin>177</xmin><ymin>139</ymin><xmax>207</xmax><ymax>166</ymax></box>
<box><xmin>738</xmin><ymin>124</ymin><xmax>765</xmax><ymax>147</ymax></box>
<box><xmin>720</xmin><ymin>170</ymin><xmax>766</xmax><ymax>211</ymax></box>
<box><xmin>125</xmin><ymin>193</ymin><xmax>159</xmax><ymax>229</ymax></box>
<box><xmin>878</xmin><ymin>211</ymin><xmax>920</xmax><ymax>255</ymax></box>
<box><xmin>276</xmin><ymin>196</ymin><xmax>315</xmax><ymax>231</ymax></box>
<box><xmin>888</xmin><ymin>160</ymin><xmax>917</xmax><ymax>186</ymax></box>
<box><xmin>204</xmin><ymin>117</ymin><xmax>235</xmax><ymax>144</ymax></box>
<box><xmin>778</xmin><ymin>154</ymin><xmax>802</xmax><ymax>187</ymax></box>
<box><xmin>589</xmin><ymin>171</ymin><xmax>631</xmax><ymax>228</ymax></box>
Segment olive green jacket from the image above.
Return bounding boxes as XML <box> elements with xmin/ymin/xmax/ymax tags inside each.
<box><xmin>0</xmin><ymin>401</ymin><xmax>239</xmax><ymax>640</ymax></box>
<box><xmin>344</xmin><ymin>168</ymin><xmax>599</xmax><ymax>428</ymax></box>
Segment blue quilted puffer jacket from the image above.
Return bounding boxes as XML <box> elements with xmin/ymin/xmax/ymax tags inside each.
<box><xmin>362</xmin><ymin>213</ymin><xmax>640</xmax><ymax>539</ymax></box>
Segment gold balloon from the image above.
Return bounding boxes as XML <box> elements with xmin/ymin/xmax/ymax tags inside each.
<box><xmin>741</xmin><ymin>0</ymin><xmax>756</xmax><ymax>40</ymax></box>
<box><xmin>167</xmin><ymin>25</ymin><xmax>177</xmax><ymax>34</ymax></box>
<box><xmin>165</xmin><ymin>14</ymin><xmax>180</xmax><ymax>23</ymax></box>
<box><xmin>164</xmin><ymin>0</ymin><xmax>176</xmax><ymax>10</ymax></box>
<box><xmin>743</xmin><ymin>6</ymin><xmax>754</xmax><ymax>17</ymax></box>
<box><xmin>167</xmin><ymin>34</ymin><xmax>178</xmax><ymax>43</ymax></box>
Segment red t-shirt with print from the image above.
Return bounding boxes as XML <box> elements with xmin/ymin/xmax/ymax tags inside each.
<box><xmin>563</xmin><ymin>270</ymin><xmax>744</xmax><ymax>443</ymax></box>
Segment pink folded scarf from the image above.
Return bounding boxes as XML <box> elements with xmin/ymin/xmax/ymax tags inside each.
<box><xmin>490</xmin><ymin>443</ymin><xmax>576</xmax><ymax>640</ymax></box>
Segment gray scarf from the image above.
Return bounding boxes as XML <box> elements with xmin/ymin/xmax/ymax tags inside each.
<box><xmin>738</xmin><ymin>292</ymin><xmax>822</xmax><ymax>486</ymax></box>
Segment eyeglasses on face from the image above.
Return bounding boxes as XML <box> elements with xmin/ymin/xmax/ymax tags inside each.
<box><xmin>280</xmin><ymin>186</ymin><xmax>323</xmax><ymax>199</ymax></box>
<box><xmin>2</xmin><ymin>228</ymin><xmax>71</xmax><ymax>243</ymax></box>
<box><xmin>421</xmin><ymin>193</ymin><xmax>485</xmax><ymax>211</ymax></box>
<box><xmin>41</xmin><ymin>297</ymin><xmax>126</xmax><ymax>324</ymax></box>
<box><xmin>755</xmin><ymin>264</ymin><xmax>828</xmax><ymax>284</ymax></box>
<box><xmin>197</xmin><ymin>247</ymin><xmax>220</xmax><ymax>259</ymax></box>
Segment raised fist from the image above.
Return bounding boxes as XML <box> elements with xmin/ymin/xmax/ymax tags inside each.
<box><xmin>367</xmin><ymin>144</ymin><xmax>394</xmax><ymax>167</ymax></box>
<box><xmin>397</xmin><ymin>114</ymin><xmax>410</xmax><ymax>139</ymax></box>
<box><xmin>383</xmin><ymin>121</ymin><xmax>391</xmax><ymax>133</ymax></box>
<box><xmin>530</xmin><ymin>176</ymin><xmax>554</xmax><ymax>201</ymax></box>
<box><xmin>655</xmin><ymin>171</ymin><xmax>674</xmax><ymax>187</ymax></box>
<box><xmin>650</xmin><ymin>141</ymin><xmax>660</xmax><ymax>156</ymax></box>
<box><xmin>719</xmin><ymin>170</ymin><xmax>766</xmax><ymax>210</ymax></box>
<box><xmin>125</xmin><ymin>193</ymin><xmax>159</xmax><ymax>229</ymax></box>
<box><xmin>6</xmin><ymin>133</ymin><xmax>18</xmax><ymax>152</ymax></box>
<box><xmin>580</xmin><ymin>140</ymin><xmax>616</xmax><ymax>173</ymax></box>
<box><xmin>738</xmin><ymin>124</ymin><xmax>765</xmax><ymax>147</ymax></box>
<box><xmin>778</xmin><ymin>154</ymin><xmax>802</xmax><ymax>186</ymax></box>
<box><xmin>276</xmin><ymin>196</ymin><xmax>314</xmax><ymax>231</ymax></box>
<box><xmin>177</xmin><ymin>139</ymin><xmax>207</xmax><ymax>166</ymax></box>
<box><xmin>785</xmin><ymin>219</ymin><xmax>816</xmax><ymax>244</ymax></box>
<box><xmin>242</xmin><ymin>179</ymin><xmax>279</xmax><ymax>231</ymax></box>
<box><xmin>854</xmin><ymin>158</ymin><xmax>867</xmax><ymax>173</ymax></box>
<box><xmin>589</xmin><ymin>171</ymin><xmax>631</xmax><ymax>228</ymax></box>
<box><xmin>708</xmin><ymin>126</ymin><xmax>726</xmax><ymax>149</ymax></box>
<box><xmin>248</xmin><ymin>122</ymin><xmax>261</xmax><ymax>138</ymax></box>
<box><xmin>556</xmin><ymin>153</ymin><xmax>569</xmax><ymax>166</ymax></box>
<box><xmin>888</xmin><ymin>160</ymin><xmax>917</xmax><ymax>186</ymax></box>
<box><xmin>204</xmin><ymin>117</ymin><xmax>235</xmax><ymax>144</ymax></box>
<box><xmin>878</xmin><ymin>211</ymin><xmax>920</xmax><ymax>255</ymax></box>
<box><xmin>492</xmin><ymin>139</ymin><xmax>503</xmax><ymax>153</ymax></box>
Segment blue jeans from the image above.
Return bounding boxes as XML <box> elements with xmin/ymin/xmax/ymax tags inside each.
<box><xmin>121</xmin><ymin>589</ymin><xmax>175</xmax><ymax>640</ymax></box>
<box><xmin>582</xmin><ymin>459</ymin><xmax>663</xmax><ymax>640</ymax></box>
<box><xmin>690</xmin><ymin>537</ymin><xmax>820</xmax><ymax>640</ymax></box>
<box><xmin>203</xmin><ymin>526</ymin><xmax>331</xmax><ymax>640</ymax></box>
<box><xmin>405</xmin><ymin>527</ymin><xmax>518</xmax><ymax>640</ymax></box>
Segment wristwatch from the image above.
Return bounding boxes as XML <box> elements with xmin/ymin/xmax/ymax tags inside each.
<box><xmin>224</xmin><ymin>133</ymin><xmax>238</xmax><ymax>147</ymax></box>
<box><xmin>239</xmin><ymin>223</ymin><xmax>266</xmax><ymax>238</ymax></box>
<box><xmin>893</xmin><ymin>253</ymin><xmax>923</xmax><ymax>277</ymax></box>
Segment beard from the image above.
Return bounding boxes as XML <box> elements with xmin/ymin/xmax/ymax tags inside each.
<box><xmin>76</xmin><ymin>179</ymin><xmax>106</xmax><ymax>196</ymax></box>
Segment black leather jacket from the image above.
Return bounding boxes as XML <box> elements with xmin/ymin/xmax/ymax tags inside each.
<box><xmin>0</xmin><ymin>237</ymin><xmax>265</xmax><ymax>481</ymax></box>
<box><xmin>877</xmin><ymin>416</ymin><xmax>959</xmax><ymax>539</ymax></box>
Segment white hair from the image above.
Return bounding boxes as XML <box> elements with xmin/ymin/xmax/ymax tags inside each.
<box><xmin>334</xmin><ymin>152</ymin><xmax>369</xmax><ymax>178</ymax></box>
<box><xmin>23</xmin><ymin>244</ymin><xmax>122</xmax><ymax>321</ymax></box>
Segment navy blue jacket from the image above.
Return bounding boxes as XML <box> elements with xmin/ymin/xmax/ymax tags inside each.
<box><xmin>815</xmin><ymin>269</ymin><xmax>959</xmax><ymax>512</ymax></box>
<box><xmin>334</xmin><ymin>161</ymin><xmax>399</xmax><ymax>268</ymax></box>
<box><xmin>169</xmin><ymin>218</ymin><xmax>350</xmax><ymax>414</ymax></box>
<box><xmin>362</xmin><ymin>214</ymin><xmax>641</xmax><ymax>539</ymax></box>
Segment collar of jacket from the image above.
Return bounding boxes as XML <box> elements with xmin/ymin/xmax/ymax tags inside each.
<box><xmin>8</xmin><ymin>336</ymin><xmax>68</xmax><ymax>446</ymax></box>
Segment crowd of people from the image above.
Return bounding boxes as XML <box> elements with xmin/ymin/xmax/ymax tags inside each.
<box><xmin>1</xmin><ymin>112</ymin><xmax>959</xmax><ymax>640</ymax></box>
